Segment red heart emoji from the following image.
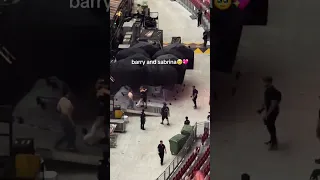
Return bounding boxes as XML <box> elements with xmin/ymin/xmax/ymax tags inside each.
<box><xmin>183</xmin><ymin>59</ymin><xmax>188</xmax><ymax>64</ymax></box>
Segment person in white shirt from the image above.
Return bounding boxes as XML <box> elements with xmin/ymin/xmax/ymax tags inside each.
<box><xmin>127</xmin><ymin>89</ymin><xmax>134</xmax><ymax>109</ymax></box>
<box><xmin>55</xmin><ymin>91</ymin><xmax>77</xmax><ymax>151</ymax></box>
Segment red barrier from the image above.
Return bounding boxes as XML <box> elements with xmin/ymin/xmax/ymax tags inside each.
<box><xmin>189</xmin><ymin>0</ymin><xmax>210</xmax><ymax>21</ymax></box>
<box><xmin>205</xmin><ymin>12</ymin><xmax>210</xmax><ymax>20</ymax></box>
<box><xmin>190</xmin><ymin>0</ymin><xmax>202</xmax><ymax>9</ymax></box>
<box><xmin>204</xmin><ymin>0</ymin><xmax>210</xmax><ymax>8</ymax></box>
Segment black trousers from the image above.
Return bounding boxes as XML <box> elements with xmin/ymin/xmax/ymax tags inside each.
<box><xmin>162</xmin><ymin>116</ymin><xmax>169</xmax><ymax>122</ymax></box>
<box><xmin>197</xmin><ymin>17</ymin><xmax>202</xmax><ymax>26</ymax></box>
<box><xmin>203</xmin><ymin>39</ymin><xmax>207</xmax><ymax>47</ymax></box>
<box><xmin>140</xmin><ymin>121</ymin><xmax>145</xmax><ymax>129</ymax></box>
<box><xmin>192</xmin><ymin>98</ymin><xmax>197</xmax><ymax>107</ymax></box>
<box><xmin>265</xmin><ymin>112</ymin><xmax>279</xmax><ymax>145</ymax></box>
<box><xmin>159</xmin><ymin>153</ymin><xmax>164</xmax><ymax>164</ymax></box>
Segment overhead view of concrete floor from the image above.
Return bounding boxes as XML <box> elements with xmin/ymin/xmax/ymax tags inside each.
<box><xmin>110</xmin><ymin>53</ymin><xmax>210</xmax><ymax>180</ymax></box>
<box><xmin>111</xmin><ymin>2</ymin><xmax>210</xmax><ymax>179</ymax></box>
<box><xmin>211</xmin><ymin>0</ymin><xmax>320</xmax><ymax>180</ymax></box>
<box><xmin>147</xmin><ymin>0</ymin><xmax>204</xmax><ymax>43</ymax></box>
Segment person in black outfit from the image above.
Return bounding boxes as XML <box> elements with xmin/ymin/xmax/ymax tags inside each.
<box><xmin>137</xmin><ymin>86</ymin><xmax>147</xmax><ymax>108</ymax></box>
<box><xmin>191</xmin><ymin>86</ymin><xmax>198</xmax><ymax>109</ymax></box>
<box><xmin>161</xmin><ymin>103</ymin><xmax>170</xmax><ymax>125</ymax></box>
<box><xmin>140</xmin><ymin>109</ymin><xmax>146</xmax><ymax>130</ymax></box>
<box><xmin>257</xmin><ymin>76</ymin><xmax>281</xmax><ymax>150</ymax></box>
<box><xmin>157</xmin><ymin>140</ymin><xmax>167</xmax><ymax>165</ymax></box>
<box><xmin>203</xmin><ymin>31</ymin><xmax>208</xmax><ymax>47</ymax></box>
<box><xmin>197</xmin><ymin>9</ymin><xmax>202</xmax><ymax>27</ymax></box>
<box><xmin>95</xmin><ymin>79</ymin><xmax>109</xmax><ymax>118</ymax></box>
<box><xmin>184</xmin><ymin>116</ymin><xmax>190</xmax><ymax>125</ymax></box>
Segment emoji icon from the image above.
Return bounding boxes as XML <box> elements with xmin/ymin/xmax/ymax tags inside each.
<box><xmin>214</xmin><ymin>0</ymin><xmax>232</xmax><ymax>10</ymax></box>
<box><xmin>177</xmin><ymin>59</ymin><xmax>183</xmax><ymax>65</ymax></box>
<box><xmin>183</xmin><ymin>59</ymin><xmax>189</xmax><ymax>65</ymax></box>
<box><xmin>238</xmin><ymin>0</ymin><xmax>250</xmax><ymax>10</ymax></box>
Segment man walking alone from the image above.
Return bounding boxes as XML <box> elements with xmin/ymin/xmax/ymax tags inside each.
<box><xmin>257</xmin><ymin>76</ymin><xmax>281</xmax><ymax>150</ymax></box>
<box><xmin>157</xmin><ymin>140</ymin><xmax>167</xmax><ymax>165</ymax></box>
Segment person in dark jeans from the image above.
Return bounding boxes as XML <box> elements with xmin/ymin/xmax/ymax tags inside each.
<box><xmin>157</xmin><ymin>140</ymin><xmax>167</xmax><ymax>165</ymax></box>
<box><xmin>191</xmin><ymin>86</ymin><xmax>199</xmax><ymax>109</ymax></box>
<box><xmin>161</xmin><ymin>103</ymin><xmax>170</xmax><ymax>125</ymax></box>
<box><xmin>140</xmin><ymin>109</ymin><xmax>146</xmax><ymax>130</ymax></box>
<box><xmin>197</xmin><ymin>9</ymin><xmax>202</xmax><ymax>27</ymax></box>
<box><xmin>55</xmin><ymin>91</ymin><xmax>77</xmax><ymax>151</ymax></box>
<box><xmin>203</xmin><ymin>31</ymin><xmax>208</xmax><ymax>47</ymax></box>
<box><xmin>257</xmin><ymin>76</ymin><xmax>281</xmax><ymax>150</ymax></box>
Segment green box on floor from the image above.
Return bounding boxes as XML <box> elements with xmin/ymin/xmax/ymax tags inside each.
<box><xmin>169</xmin><ymin>134</ymin><xmax>187</xmax><ymax>155</ymax></box>
<box><xmin>181</xmin><ymin>125</ymin><xmax>193</xmax><ymax>137</ymax></box>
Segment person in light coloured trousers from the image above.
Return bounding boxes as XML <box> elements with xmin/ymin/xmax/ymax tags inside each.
<box><xmin>127</xmin><ymin>89</ymin><xmax>134</xmax><ymax>109</ymax></box>
<box><xmin>55</xmin><ymin>91</ymin><xmax>77</xmax><ymax>151</ymax></box>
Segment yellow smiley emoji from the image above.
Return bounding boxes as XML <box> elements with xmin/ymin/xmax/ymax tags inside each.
<box><xmin>177</xmin><ymin>59</ymin><xmax>183</xmax><ymax>65</ymax></box>
<box><xmin>214</xmin><ymin>0</ymin><xmax>232</xmax><ymax>10</ymax></box>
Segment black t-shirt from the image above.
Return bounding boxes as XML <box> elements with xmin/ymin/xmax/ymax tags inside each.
<box><xmin>140</xmin><ymin>89</ymin><xmax>147</xmax><ymax>98</ymax></box>
<box><xmin>193</xmin><ymin>89</ymin><xmax>198</xmax><ymax>99</ymax></box>
<box><xmin>197</xmin><ymin>11</ymin><xmax>202</xmax><ymax>18</ymax></box>
<box><xmin>264</xmin><ymin>86</ymin><xmax>281</xmax><ymax>112</ymax></box>
<box><xmin>158</xmin><ymin>144</ymin><xmax>166</xmax><ymax>154</ymax></box>
<box><xmin>140</xmin><ymin>112</ymin><xmax>146</xmax><ymax>121</ymax></box>
<box><xmin>161</xmin><ymin>106</ymin><xmax>169</xmax><ymax>116</ymax></box>
<box><xmin>184</xmin><ymin>120</ymin><xmax>190</xmax><ymax>125</ymax></box>
<box><xmin>98</xmin><ymin>94</ymin><xmax>108</xmax><ymax>116</ymax></box>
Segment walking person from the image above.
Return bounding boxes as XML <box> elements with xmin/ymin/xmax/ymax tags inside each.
<box><xmin>160</xmin><ymin>103</ymin><xmax>170</xmax><ymax>125</ymax></box>
<box><xmin>140</xmin><ymin>109</ymin><xmax>146</xmax><ymax>130</ymax></box>
<box><xmin>257</xmin><ymin>76</ymin><xmax>281</xmax><ymax>150</ymax></box>
<box><xmin>191</xmin><ymin>86</ymin><xmax>199</xmax><ymax>109</ymax></box>
<box><xmin>127</xmin><ymin>89</ymin><xmax>134</xmax><ymax>109</ymax></box>
<box><xmin>55</xmin><ymin>91</ymin><xmax>77</xmax><ymax>151</ymax></box>
<box><xmin>157</xmin><ymin>140</ymin><xmax>167</xmax><ymax>165</ymax></box>
<box><xmin>197</xmin><ymin>9</ymin><xmax>202</xmax><ymax>27</ymax></box>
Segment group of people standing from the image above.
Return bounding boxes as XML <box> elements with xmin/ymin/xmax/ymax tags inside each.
<box><xmin>128</xmin><ymin>85</ymin><xmax>199</xmax><ymax>130</ymax></box>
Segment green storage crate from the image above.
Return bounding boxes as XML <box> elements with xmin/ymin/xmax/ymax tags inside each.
<box><xmin>169</xmin><ymin>134</ymin><xmax>187</xmax><ymax>155</ymax></box>
<box><xmin>181</xmin><ymin>125</ymin><xmax>193</xmax><ymax>137</ymax></box>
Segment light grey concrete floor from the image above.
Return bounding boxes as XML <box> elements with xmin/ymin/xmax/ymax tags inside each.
<box><xmin>110</xmin><ymin>2</ymin><xmax>210</xmax><ymax>178</ymax></box>
<box><xmin>147</xmin><ymin>0</ymin><xmax>204</xmax><ymax>43</ymax></box>
<box><xmin>211</xmin><ymin>1</ymin><xmax>320</xmax><ymax>180</ymax></box>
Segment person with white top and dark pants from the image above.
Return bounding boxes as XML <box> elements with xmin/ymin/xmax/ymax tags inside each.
<box><xmin>127</xmin><ymin>89</ymin><xmax>134</xmax><ymax>109</ymax></box>
<box><xmin>55</xmin><ymin>91</ymin><xmax>77</xmax><ymax>151</ymax></box>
